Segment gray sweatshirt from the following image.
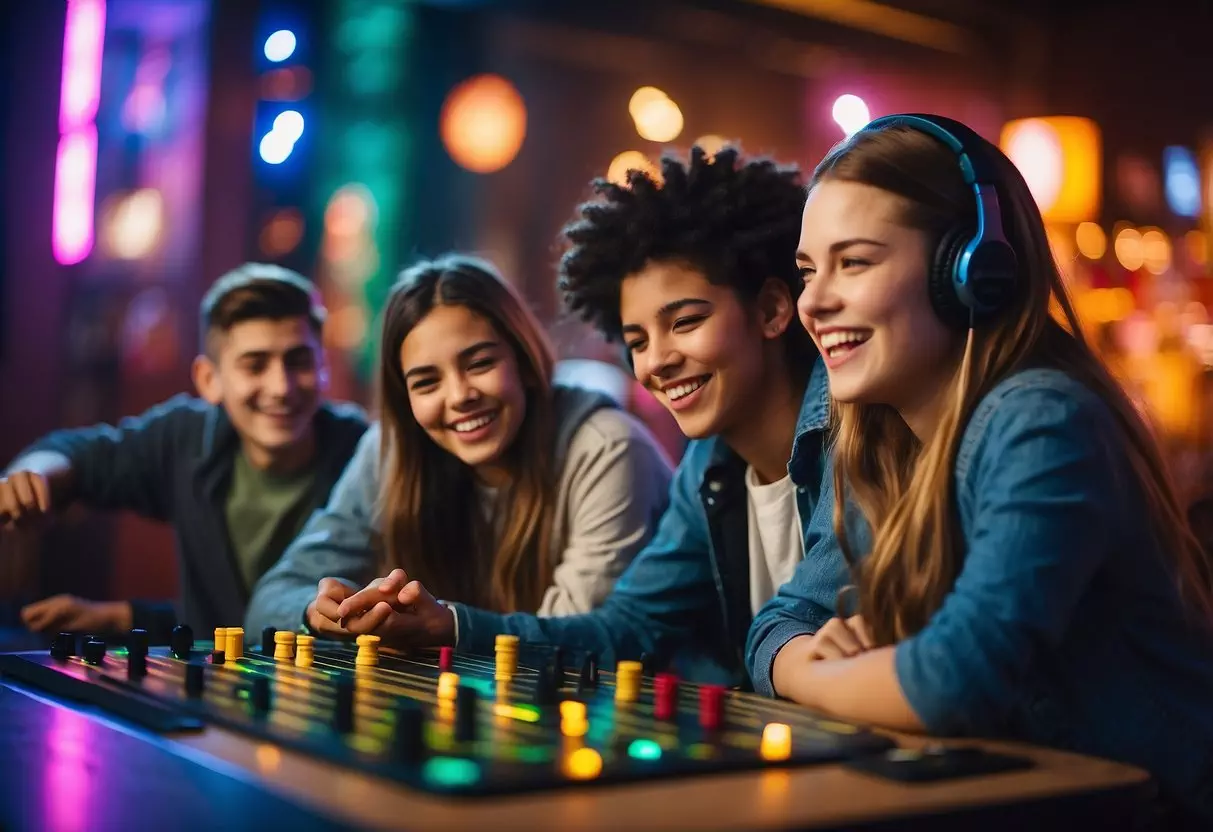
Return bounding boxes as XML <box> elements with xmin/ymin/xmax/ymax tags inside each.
<box><xmin>244</xmin><ymin>386</ymin><xmax>673</xmax><ymax>634</ymax></box>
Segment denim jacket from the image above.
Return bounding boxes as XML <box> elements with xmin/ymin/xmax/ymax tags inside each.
<box><xmin>454</xmin><ymin>357</ymin><xmax>832</xmax><ymax>687</ymax></box>
<box><xmin>747</xmin><ymin>368</ymin><xmax>1213</xmax><ymax>822</ymax></box>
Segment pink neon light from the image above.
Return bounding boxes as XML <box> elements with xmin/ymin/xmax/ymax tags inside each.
<box><xmin>53</xmin><ymin>127</ymin><xmax>99</xmax><ymax>265</ymax></box>
<box><xmin>53</xmin><ymin>0</ymin><xmax>106</xmax><ymax>265</ymax></box>
<box><xmin>59</xmin><ymin>0</ymin><xmax>106</xmax><ymax>132</ymax></box>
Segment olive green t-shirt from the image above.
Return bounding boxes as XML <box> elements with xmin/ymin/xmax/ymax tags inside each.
<box><xmin>224</xmin><ymin>451</ymin><xmax>317</xmax><ymax>591</ymax></box>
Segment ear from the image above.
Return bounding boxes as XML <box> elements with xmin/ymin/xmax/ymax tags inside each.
<box><xmin>755</xmin><ymin>277</ymin><xmax>795</xmax><ymax>340</ymax></box>
<box><xmin>192</xmin><ymin>354</ymin><xmax>223</xmax><ymax>405</ymax></box>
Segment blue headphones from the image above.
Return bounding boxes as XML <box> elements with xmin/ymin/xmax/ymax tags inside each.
<box><xmin>859</xmin><ymin>113</ymin><xmax>1019</xmax><ymax>329</ymax></box>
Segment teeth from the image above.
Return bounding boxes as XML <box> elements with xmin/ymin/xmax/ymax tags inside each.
<box><xmin>453</xmin><ymin>412</ymin><xmax>497</xmax><ymax>433</ymax></box>
<box><xmin>667</xmin><ymin>377</ymin><xmax>707</xmax><ymax>401</ymax></box>
<box><xmin>819</xmin><ymin>330</ymin><xmax>871</xmax><ymax>350</ymax></box>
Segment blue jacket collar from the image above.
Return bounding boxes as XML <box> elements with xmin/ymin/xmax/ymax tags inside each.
<box><xmin>788</xmin><ymin>356</ymin><xmax>830</xmax><ymax>485</ymax></box>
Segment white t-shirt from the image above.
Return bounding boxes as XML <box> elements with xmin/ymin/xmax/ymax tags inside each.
<box><xmin>745</xmin><ymin>466</ymin><xmax>805</xmax><ymax>616</ymax></box>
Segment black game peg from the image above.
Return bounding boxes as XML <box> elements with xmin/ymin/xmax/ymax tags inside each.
<box><xmin>210</xmin><ymin>649</ymin><xmax>225</xmax><ymax>665</ymax></box>
<box><xmin>332</xmin><ymin>677</ymin><xmax>355</xmax><ymax>733</ymax></box>
<box><xmin>454</xmin><ymin>685</ymin><xmax>478</xmax><ymax>743</ymax></box>
<box><xmin>127</xmin><ymin>651</ymin><xmax>147</xmax><ymax>680</ymax></box>
<box><xmin>170</xmin><ymin>624</ymin><xmax>193</xmax><ymax>660</ymax></box>
<box><xmin>50</xmin><ymin>632</ymin><xmax>74</xmax><ymax>660</ymax></box>
<box><xmin>392</xmin><ymin>701</ymin><xmax>426</xmax><ymax>763</ymax></box>
<box><xmin>82</xmin><ymin>638</ymin><xmax>106</xmax><ymax>665</ymax></box>
<box><xmin>261</xmin><ymin>626</ymin><xmax>277</xmax><ymax>656</ymax></box>
<box><xmin>185</xmin><ymin>662</ymin><xmax>205</xmax><ymax>697</ymax></box>
<box><xmin>639</xmin><ymin>652</ymin><xmax>651</xmax><ymax>676</ymax></box>
<box><xmin>550</xmin><ymin>647</ymin><xmax>565</xmax><ymax>681</ymax></box>
<box><xmin>577</xmin><ymin>653</ymin><xmax>599</xmax><ymax>691</ymax></box>
<box><xmin>532</xmin><ymin>664</ymin><xmax>558</xmax><ymax>706</ymax></box>
<box><xmin>250</xmin><ymin>675</ymin><xmax>271</xmax><ymax>713</ymax></box>
<box><xmin>127</xmin><ymin>628</ymin><xmax>149</xmax><ymax>657</ymax></box>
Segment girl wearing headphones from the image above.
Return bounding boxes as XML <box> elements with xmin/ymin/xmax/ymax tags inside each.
<box><xmin>746</xmin><ymin>115</ymin><xmax>1213</xmax><ymax>824</ymax></box>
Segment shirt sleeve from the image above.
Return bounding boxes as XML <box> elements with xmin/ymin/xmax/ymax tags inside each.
<box><xmin>536</xmin><ymin>409</ymin><xmax>673</xmax><ymax>616</ymax></box>
<box><xmin>894</xmin><ymin>382</ymin><xmax>1120</xmax><ymax>735</ymax></box>
<box><xmin>9</xmin><ymin>394</ymin><xmax>197</xmax><ymax>522</ymax></box>
<box><xmin>453</xmin><ymin>441</ymin><xmax>721</xmax><ymax>665</ymax></box>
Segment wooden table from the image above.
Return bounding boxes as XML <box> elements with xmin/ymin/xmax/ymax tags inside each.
<box><xmin>0</xmin><ymin>678</ymin><xmax>1154</xmax><ymax>831</ymax></box>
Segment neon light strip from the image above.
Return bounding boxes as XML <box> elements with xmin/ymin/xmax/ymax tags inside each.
<box><xmin>53</xmin><ymin>0</ymin><xmax>106</xmax><ymax>265</ymax></box>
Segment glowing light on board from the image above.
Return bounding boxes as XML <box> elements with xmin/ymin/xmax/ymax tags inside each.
<box><xmin>563</xmin><ymin>747</ymin><xmax>603</xmax><ymax>780</ymax></box>
<box><xmin>53</xmin><ymin>0</ymin><xmax>106</xmax><ymax>265</ymax></box>
<box><xmin>760</xmin><ymin>722</ymin><xmax>792</xmax><ymax>761</ymax></box>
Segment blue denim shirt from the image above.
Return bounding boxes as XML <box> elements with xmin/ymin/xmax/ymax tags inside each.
<box><xmin>747</xmin><ymin>368</ymin><xmax>1213</xmax><ymax>821</ymax></box>
<box><xmin>455</xmin><ymin>357</ymin><xmax>833</xmax><ymax>687</ymax></box>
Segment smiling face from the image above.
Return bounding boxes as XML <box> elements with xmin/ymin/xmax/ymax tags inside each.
<box><xmin>619</xmin><ymin>260</ymin><xmax>781</xmax><ymax>442</ymax></box>
<box><xmin>399</xmin><ymin>303</ymin><xmax>527</xmax><ymax>484</ymax></box>
<box><xmin>795</xmin><ymin>179</ymin><xmax>962</xmax><ymax>428</ymax></box>
<box><xmin>193</xmin><ymin>316</ymin><xmax>326</xmax><ymax>468</ymax></box>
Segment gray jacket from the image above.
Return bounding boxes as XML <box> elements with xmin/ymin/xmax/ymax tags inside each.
<box><xmin>245</xmin><ymin>386</ymin><xmax>672</xmax><ymax>634</ymax></box>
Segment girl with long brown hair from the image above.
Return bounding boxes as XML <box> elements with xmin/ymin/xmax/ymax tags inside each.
<box><xmin>747</xmin><ymin>115</ymin><xmax>1213</xmax><ymax>824</ymax></box>
<box><xmin>248</xmin><ymin>255</ymin><xmax>672</xmax><ymax>640</ymax></box>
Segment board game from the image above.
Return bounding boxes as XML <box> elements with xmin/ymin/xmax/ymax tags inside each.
<box><xmin>0</xmin><ymin>626</ymin><xmax>895</xmax><ymax>797</ymax></box>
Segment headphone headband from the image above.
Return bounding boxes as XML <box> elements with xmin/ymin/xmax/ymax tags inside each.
<box><xmin>856</xmin><ymin>113</ymin><xmax>1019</xmax><ymax>328</ymax></box>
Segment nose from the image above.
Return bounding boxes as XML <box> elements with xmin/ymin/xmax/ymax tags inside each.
<box><xmin>797</xmin><ymin>272</ymin><xmax>841</xmax><ymax>334</ymax></box>
<box><xmin>448</xmin><ymin>372</ymin><xmax>481</xmax><ymax>410</ymax></box>
<box><xmin>638</xmin><ymin>332</ymin><xmax>683</xmax><ymax>387</ymax></box>
<box><xmin>265</xmin><ymin>359</ymin><xmax>296</xmax><ymax>398</ymax></box>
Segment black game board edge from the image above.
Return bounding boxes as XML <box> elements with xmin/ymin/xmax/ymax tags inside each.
<box><xmin>0</xmin><ymin>652</ymin><xmax>204</xmax><ymax>733</ymax></box>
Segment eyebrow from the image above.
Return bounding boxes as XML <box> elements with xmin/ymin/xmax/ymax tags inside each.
<box><xmin>795</xmin><ymin>238</ymin><xmax>888</xmax><ymax>261</ymax></box>
<box><xmin>620</xmin><ymin>297</ymin><xmax>712</xmax><ymax>335</ymax></box>
<box><xmin>234</xmin><ymin>345</ymin><xmax>313</xmax><ymax>362</ymax></box>
<box><xmin>403</xmin><ymin>339</ymin><xmax>499</xmax><ymax>380</ymax></box>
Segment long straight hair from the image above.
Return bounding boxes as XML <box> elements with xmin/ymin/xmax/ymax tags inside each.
<box><xmin>815</xmin><ymin>126</ymin><xmax>1213</xmax><ymax>645</ymax></box>
<box><xmin>377</xmin><ymin>255</ymin><xmax>558</xmax><ymax>612</ymax></box>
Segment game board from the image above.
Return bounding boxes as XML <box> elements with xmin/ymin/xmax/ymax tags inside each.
<box><xmin>0</xmin><ymin>628</ymin><xmax>895</xmax><ymax>797</ymax></box>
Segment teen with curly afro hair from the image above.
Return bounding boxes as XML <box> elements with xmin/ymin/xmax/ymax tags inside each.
<box><xmin>313</xmin><ymin>146</ymin><xmax>836</xmax><ymax>687</ymax></box>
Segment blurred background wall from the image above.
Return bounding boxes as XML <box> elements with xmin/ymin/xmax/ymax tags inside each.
<box><xmin>2</xmin><ymin>0</ymin><xmax>1210</xmax><ymax>614</ymax></box>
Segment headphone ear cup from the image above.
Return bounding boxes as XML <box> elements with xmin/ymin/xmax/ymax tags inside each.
<box><xmin>929</xmin><ymin>228</ymin><xmax>973</xmax><ymax>330</ymax></box>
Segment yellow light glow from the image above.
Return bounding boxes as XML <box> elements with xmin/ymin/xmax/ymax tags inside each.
<box><xmin>440</xmin><ymin>74</ymin><xmax>527</xmax><ymax>174</ymax></box>
<box><xmin>564</xmin><ymin>747</ymin><xmax>603</xmax><ymax>780</ymax></box>
<box><xmin>559</xmin><ymin>701</ymin><xmax>586</xmax><ymax>722</ymax></box>
<box><xmin>1075</xmin><ymin>222</ymin><xmax>1107</xmax><ymax>260</ymax></box>
<box><xmin>437</xmin><ymin>671</ymin><xmax>460</xmax><ymax>701</ymax></box>
<box><xmin>1114</xmin><ymin>226</ymin><xmax>1144</xmax><ymax>271</ymax></box>
<box><xmin>634</xmin><ymin>96</ymin><xmax>683</xmax><ymax>143</ymax></box>
<box><xmin>1141</xmin><ymin>228</ymin><xmax>1172</xmax><ymax>275</ymax></box>
<box><xmin>1001</xmin><ymin>117</ymin><xmax>1101</xmax><ymax>223</ymax></box>
<box><xmin>607</xmin><ymin>151</ymin><xmax>660</xmax><ymax>187</ymax></box>
<box><xmin>629</xmin><ymin>87</ymin><xmax>668</xmax><ymax>121</ymax></box>
<box><xmin>760</xmin><ymin>722</ymin><xmax>792</xmax><ymax>761</ymax></box>
<box><xmin>492</xmin><ymin>704</ymin><xmax>541</xmax><ymax>723</ymax></box>
<box><xmin>255</xmin><ymin>743</ymin><xmax>282</xmax><ymax>773</ymax></box>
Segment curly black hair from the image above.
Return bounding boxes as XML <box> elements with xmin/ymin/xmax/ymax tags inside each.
<box><xmin>557</xmin><ymin>145</ymin><xmax>810</xmax><ymax>355</ymax></box>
